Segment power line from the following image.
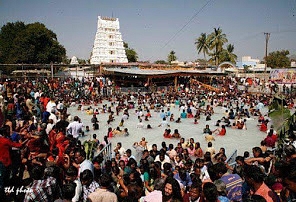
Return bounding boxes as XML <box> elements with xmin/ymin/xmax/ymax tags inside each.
<box><xmin>150</xmin><ymin>0</ymin><xmax>214</xmax><ymax>61</ymax></box>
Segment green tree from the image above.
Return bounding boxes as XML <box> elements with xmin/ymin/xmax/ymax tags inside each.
<box><xmin>266</xmin><ymin>50</ymin><xmax>290</xmax><ymax>68</ymax></box>
<box><xmin>0</xmin><ymin>21</ymin><xmax>26</xmax><ymax>64</ymax></box>
<box><xmin>195</xmin><ymin>33</ymin><xmax>209</xmax><ymax>60</ymax></box>
<box><xmin>124</xmin><ymin>42</ymin><xmax>138</xmax><ymax>62</ymax></box>
<box><xmin>167</xmin><ymin>51</ymin><xmax>177</xmax><ymax>64</ymax></box>
<box><xmin>207</xmin><ymin>27</ymin><xmax>228</xmax><ymax>66</ymax></box>
<box><xmin>154</xmin><ymin>60</ymin><xmax>168</xmax><ymax>64</ymax></box>
<box><xmin>0</xmin><ymin>21</ymin><xmax>66</xmax><ymax>64</ymax></box>
<box><xmin>219</xmin><ymin>44</ymin><xmax>237</xmax><ymax>63</ymax></box>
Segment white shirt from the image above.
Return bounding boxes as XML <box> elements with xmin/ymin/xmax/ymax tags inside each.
<box><xmin>46</xmin><ymin>101</ymin><xmax>56</xmax><ymax>113</ymax></box>
<box><xmin>160</xmin><ymin>120</ymin><xmax>169</xmax><ymax>128</ymax></box>
<box><xmin>154</xmin><ymin>154</ymin><xmax>170</xmax><ymax>169</ymax></box>
<box><xmin>72</xmin><ymin>179</ymin><xmax>82</xmax><ymax>202</ymax></box>
<box><xmin>34</xmin><ymin>91</ymin><xmax>40</xmax><ymax>100</ymax></box>
<box><xmin>67</xmin><ymin>121</ymin><xmax>84</xmax><ymax>138</ymax></box>
<box><xmin>49</xmin><ymin>113</ymin><xmax>57</xmax><ymax>125</ymax></box>
<box><xmin>137</xmin><ymin>122</ymin><xmax>144</xmax><ymax>128</ymax></box>
<box><xmin>46</xmin><ymin>123</ymin><xmax>54</xmax><ymax>135</ymax></box>
<box><xmin>79</xmin><ymin>159</ymin><xmax>94</xmax><ymax>175</ymax></box>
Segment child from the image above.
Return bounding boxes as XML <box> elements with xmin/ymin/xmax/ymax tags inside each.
<box><xmin>213</xmin><ymin>125</ymin><xmax>226</xmax><ymax>136</ymax></box>
<box><xmin>139</xmin><ymin>137</ymin><xmax>148</xmax><ymax>149</ymax></box>
<box><xmin>85</xmin><ymin>126</ymin><xmax>90</xmax><ymax>132</ymax></box>
<box><xmin>119</xmin><ymin>119</ymin><xmax>124</xmax><ymax>127</ymax></box>
<box><xmin>170</xmin><ymin>114</ymin><xmax>175</xmax><ymax>122</ymax></box>
<box><xmin>93</xmin><ymin>122</ymin><xmax>99</xmax><ymax>130</ymax></box>
<box><xmin>163</xmin><ymin>129</ymin><xmax>172</xmax><ymax>138</ymax></box>
<box><xmin>194</xmin><ymin>118</ymin><xmax>199</xmax><ymax>124</ymax></box>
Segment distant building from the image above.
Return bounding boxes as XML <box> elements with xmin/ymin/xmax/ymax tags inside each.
<box><xmin>236</xmin><ymin>56</ymin><xmax>270</xmax><ymax>72</ymax></box>
<box><xmin>90</xmin><ymin>16</ymin><xmax>128</xmax><ymax>64</ymax></box>
<box><xmin>70</xmin><ymin>56</ymin><xmax>79</xmax><ymax>65</ymax></box>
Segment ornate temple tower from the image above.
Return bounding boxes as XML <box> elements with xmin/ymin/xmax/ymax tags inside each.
<box><xmin>90</xmin><ymin>16</ymin><xmax>128</xmax><ymax>64</ymax></box>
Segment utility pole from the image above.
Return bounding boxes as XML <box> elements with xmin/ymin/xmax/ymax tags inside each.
<box><xmin>50</xmin><ymin>62</ymin><xmax>54</xmax><ymax>80</ymax></box>
<box><xmin>264</xmin><ymin>32</ymin><xmax>270</xmax><ymax>74</ymax></box>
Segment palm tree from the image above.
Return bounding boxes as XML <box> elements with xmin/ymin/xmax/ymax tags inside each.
<box><xmin>208</xmin><ymin>27</ymin><xmax>228</xmax><ymax>66</ymax></box>
<box><xmin>195</xmin><ymin>33</ymin><xmax>209</xmax><ymax>60</ymax></box>
<box><xmin>225</xmin><ymin>44</ymin><xmax>237</xmax><ymax>63</ymax></box>
<box><xmin>167</xmin><ymin>51</ymin><xmax>177</xmax><ymax>64</ymax></box>
<box><xmin>219</xmin><ymin>44</ymin><xmax>237</xmax><ymax>63</ymax></box>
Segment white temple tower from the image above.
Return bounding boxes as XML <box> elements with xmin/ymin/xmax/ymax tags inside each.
<box><xmin>90</xmin><ymin>16</ymin><xmax>128</xmax><ymax>64</ymax></box>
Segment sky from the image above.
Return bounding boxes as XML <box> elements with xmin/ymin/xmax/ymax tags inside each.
<box><xmin>1</xmin><ymin>0</ymin><xmax>296</xmax><ymax>63</ymax></box>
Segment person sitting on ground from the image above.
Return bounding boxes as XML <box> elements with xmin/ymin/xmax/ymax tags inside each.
<box><xmin>119</xmin><ymin>119</ymin><xmax>124</xmax><ymax>127</ymax></box>
<box><xmin>108</xmin><ymin>111</ymin><xmax>115</xmax><ymax>122</ymax></box>
<box><xmin>205</xmin><ymin>131</ymin><xmax>215</xmax><ymax>142</ymax></box>
<box><xmin>175</xmin><ymin>117</ymin><xmax>181</xmax><ymax>123</ymax></box>
<box><xmin>264</xmin><ymin>130</ymin><xmax>276</xmax><ymax>148</ymax></box>
<box><xmin>236</xmin><ymin>120</ymin><xmax>244</xmax><ymax>129</ymax></box>
<box><xmin>194</xmin><ymin>118</ymin><xmax>199</xmax><ymax>124</ymax></box>
<box><xmin>163</xmin><ymin>129</ymin><xmax>172</xmax><ymax>138</ymax></box>
<box><xmin>113</xmin><ymin>127</ymin><xmax>122</xmax><ymax>136</ymax></box>
<box><xmin>144</xmin><ymin>115</ymin><xmax>149</xmax><ymax>121</ymax></box>
<box><xmin>221</xmin><ymin>116</ymin><xmax>231</xmax><ymax>127</ymax></box>
<box><xmin>206</xmin><ymin>142</ymin><xmax>216</xmax><ymax>157</ymax></box>
<box><xmin>159</xmin><ymin>117</ymin><xmax>170</xmax><ymax>128</ymax></box>
<box><xmin>169</xmin><ymin>114</ymin><xmax>174</xmax><ymax>122</ymax></box>
<box><xmin>205</xmin><ymin>113</ymin><xmax>211</xmax><ymax>121</ymax></box>
<box><xmin>180</xmin><ymin>109</ymin><xmax>187</xmax><ymax>118</ymax></box>
<box><xmin>203</xmin><ymin>124</ymin><xmax>212</xmax><ymax>134</ymax></box>
<box><xmin>147</xmin><ymin>124</ymin><xmax>152</xmax><ymax>129</ymax></box>
<box><xmin>122</xmin><ymin>128</ymin><xmax>129</xmax><ymax>136</ymax></box>
<box><xmin>259</xmin><ymin>119</ymin><xmax>268</xmax><ymax>132</ymax></box>
<box><xmin>171</xmin><ymin>129</ymin><xmax>181</xmax><ymax>138</ymax></box>
<box><xmin>137</xmin><ymin>119</ymin><xmax>144</xmax><ymax>128</ymax></box>
<box><xmin>213</xmin><ymin>125</ymin><xmax>226</xmax><ymax>136</ymax></box>
<box><xmin>93</xmin><ymin>121</ymin><xmax>99</xmax><ymax>130</ymax></box>
<box><xmin>215</xmin><ymin>120</ymin><xmax>221</xmax><ymax>127</ymax></box>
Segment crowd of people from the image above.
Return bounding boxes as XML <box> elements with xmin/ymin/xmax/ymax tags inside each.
<box><xmin>0</xmin><ymin>76</ymin><xmax>295</xmax><ymax>202</ymax></box>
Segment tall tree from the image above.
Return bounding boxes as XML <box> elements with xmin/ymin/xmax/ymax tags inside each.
<box><xmin>207</xmin><ymin>27</ymin><xmax>228</xmax><ymax>65</ymax></box>
<box><xmin>0</xmin><ymin>21</ymin><xmax>26</xmax><ymax>63</ymax></box>
<box><xmin>124</xmin><ymin>42</ymin><xmax>138</xmax><ymax>62</ymax></box>
<box><xmin>266</xmin><ymin>50</ymin><xmax>290</xmax><ymax>68</ymax></box>
<box><xmin>195</xmin><ymin>33</ymin><xmax>209</xmax><ymax>60</ymax></box>
<box><xmin>167</xmin><ymin>51</ymin><xmax>177</xmax><ymax>64</ymax></box>
<box><xmin>219</xmin><ymin>44</ymin><xmax>237</xmax><ymax>63</ymax></box>
<box><xmin>0</xmin><ymin>21</ymin><xmax>66</xmax><ymax>64</ymax></box>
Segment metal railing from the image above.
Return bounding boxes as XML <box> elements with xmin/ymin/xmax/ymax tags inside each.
<box><xmin>96</xmin><ymin>142</ymin><xmax>112</xmax><ymax>167</ymax></box>
<box><xmin>226</xmin><ymin>149</ymin><xmax>237</xmax><ymax>169</ymax></box>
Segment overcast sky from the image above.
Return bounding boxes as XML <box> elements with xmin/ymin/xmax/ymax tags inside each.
<box><xmin>1</xmin><ymin>0</ymin><xmax>296</xmax><ymax>62</ymax></box>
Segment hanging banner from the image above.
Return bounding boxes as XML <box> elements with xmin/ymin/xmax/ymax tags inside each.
<box><xmin>270</xmin><ymin>69</ymin><xmax>296</xmax><ymax>84</ymax></box>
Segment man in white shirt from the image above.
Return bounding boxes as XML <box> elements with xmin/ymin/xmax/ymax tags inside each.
<box><xmin>158</xmin><ymin>118</ymin><xmax>170</xmax><ymax>128</ymax></box>
<box><xmin>67</xmin><ymin>116</ymin><xmax>84</xmax><ymax>138</ymax></box>
<box><xmin>46</xmin><ymin>97</ymin><xmax>57</xmax><ymax>113</ymax></box>
<box><xmin>74</xmin><ymin>149</ymin><xmax>94</xmax><ymax>175</ymax></box>
<box><xmin>154</xmin><ymin>151</ymin><xmax>170</xmax><ymax>169</ymax></box>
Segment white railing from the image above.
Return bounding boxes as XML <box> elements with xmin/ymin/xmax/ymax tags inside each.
<box><xmin>96</xmin><ymin>142</ymin><xmax>112</xmax><ymax>166</ymax></box>
<box><xmin>226</xmin><ymin>149</ymin><xmax>237</xmax><ymax>169</ymax></box>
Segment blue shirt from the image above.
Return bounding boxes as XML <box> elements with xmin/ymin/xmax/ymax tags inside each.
<box><xmin>174</xmin><ymin>172</ymin><xmax>192</xmax><ymax>187</ymax></box>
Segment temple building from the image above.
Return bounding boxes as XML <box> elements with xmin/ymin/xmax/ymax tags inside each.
<box><xmin>90</xmin><ymin>16</ymin><xmax>128</xmax><ymax>64</ymax></box>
